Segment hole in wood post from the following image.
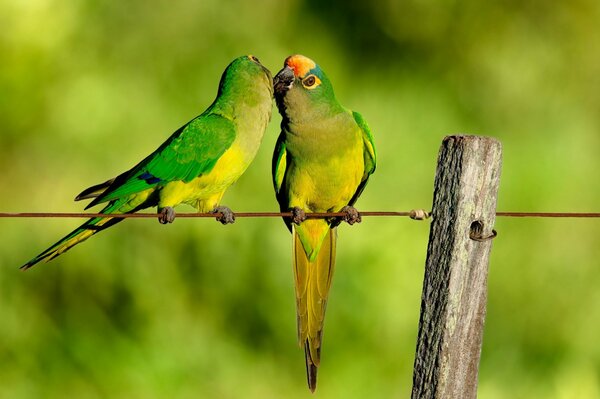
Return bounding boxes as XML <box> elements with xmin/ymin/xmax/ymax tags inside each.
<box><xmin>469</xmin><ymin>220</ymin><xmax>497</xmax><ymax>241</ymax></box>
<box><xmin>470</xmin><ymin>220</ymin><xmax>483</xmax><ymax>237</ymax></box>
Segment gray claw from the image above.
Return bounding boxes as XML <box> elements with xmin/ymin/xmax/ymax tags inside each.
<box><xmin>291</xmin><ymin>207</ymin><xmax>307</xmax><ymax>225</ymax></box>
<box><xmin>212</xmin><ymin>206</ymin><xmax>236</xmax><ymax>225</ymax></box>
<box><xmin>341</xmin><ymin>206</ymin><xmax>361</xmax><ymax>225</ymax></box>
<box><xmin>158</xmin><ymin>206</ymin><xmax>176</xmax><ymax>224</ymax></box>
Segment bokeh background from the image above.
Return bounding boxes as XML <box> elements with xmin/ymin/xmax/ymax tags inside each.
<box><xmin>1</xmin><ymin>1</ymin><xmax>599</xmax><ymax>398</ymax></box>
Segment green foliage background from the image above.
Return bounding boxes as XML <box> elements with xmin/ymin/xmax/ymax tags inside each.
<box><xmin>1</xmin><ymin>1</ymin><xmax>599</xmax><ymax>397</ymax></box>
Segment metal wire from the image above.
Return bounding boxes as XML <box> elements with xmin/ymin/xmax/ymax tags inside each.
<box><xmin>0</xmin><ymin>211</ymin><xmax>414</xmax><ymax>219</ymax></box>
<box><xmin>0</xmin><ymin>211</ymin><xmax>598</xmax><ymax>219</ymax></box>
<box><xmin>495</xmin><ymin>212</ymin><xmax>600</xmax><ymax>218</ymax></box>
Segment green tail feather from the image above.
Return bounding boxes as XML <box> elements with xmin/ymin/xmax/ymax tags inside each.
<box><xmin>21</xmin><ymin>204</ymin><xmax>124</xmax><ymax>270</ymax></box>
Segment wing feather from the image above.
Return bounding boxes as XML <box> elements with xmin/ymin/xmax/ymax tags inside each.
<box><xmin>86</xmin><ymin>113</ymin><xmax>236</xmax><ymax>208</ymax></box>
<box><xmin>348</xmin><ymin>111</ymin><xmax>377</xmax><ymax>206</ymax></box>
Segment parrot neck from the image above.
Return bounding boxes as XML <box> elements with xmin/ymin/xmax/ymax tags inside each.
<box><xmin>284</xmin><ymin>109</ymin><xmax>359</xmax><ymax>158</ymax></box>
<box><xmin>282</xmin><ymin>97</ymin><xmax>344</xmax><ymax>126</ymax></box>
<box><xmin>212</xmin><ymin>82</ymin><xmax>273</xmax><ymax>162</ymax></box>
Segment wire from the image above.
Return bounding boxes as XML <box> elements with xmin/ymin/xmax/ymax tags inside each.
<box><xmin>0</xmin><ymin>211</ymin><xmax>598</xmax><ymax>219</ymax></box>
<box><xmin>496</xmin><ymin>212</ymin><xmax>600</xmax><ymax>218</ymax></box>
<box><xmin>0</xmin><ymin>211</ymin><xmax>415</xmax><ymax>219</ymax></box>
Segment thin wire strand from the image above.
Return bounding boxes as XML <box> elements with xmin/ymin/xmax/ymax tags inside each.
<box><xmin>0</xmin><ymin>211</ymin><xmax>598</xmax><ymax>219</ymax></box>
<box><xmin>0</xmin><ymin>211</ymin><xmax>413</xmax><ymax>219</ymax></box>
<box><xmin>495</xmin><ymin>212</ymin><xmax>600</xmax><ymax>218</ymax></box>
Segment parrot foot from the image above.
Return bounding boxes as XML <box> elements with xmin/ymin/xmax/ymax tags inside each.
<box><xmin>341</xmin><ymin>206</ymin><xmax>362</xmax><ymax>225</ymax></box>
<box><xmin>291</xmin><ymin>207</ymin><xmax>307</xmax><ymax>225</ymax></box>
<box><xmin>212</xmin><ymin>206</ymin><xmax>236</xmax><ymax>225</ymax></box>
<box><xmin>158</xmin><ymin>206</ymin><xmax>176</xmax><ymax>224</ymax></box>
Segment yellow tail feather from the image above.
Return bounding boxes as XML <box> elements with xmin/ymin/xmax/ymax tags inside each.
<box><xmin>292</xmin><ymin>226</ymin><xmax>337</xmax><ymax>392</ymax></box>
<box><xmin>21</xmin><ymin>215</ymin><xmax>120</xmax><ymax>269</ymax></box>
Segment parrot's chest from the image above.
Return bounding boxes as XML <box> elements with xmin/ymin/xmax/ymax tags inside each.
<box><xmin>287</xmin><ymin>136</ymin><xmax>364</xmax><ymax>211</ymax></box>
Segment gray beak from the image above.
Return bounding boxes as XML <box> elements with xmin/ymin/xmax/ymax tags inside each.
<box><xmin>273</xmin><ymin>66</ymin><xmax>295</xmax><ymax>94</ymax></box>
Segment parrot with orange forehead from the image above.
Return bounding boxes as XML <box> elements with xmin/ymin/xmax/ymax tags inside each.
<box><xmin>272</xmin><ymin>54</ymin><xmax>376</xmax><ymax>391</ymax></box>
<box><xmin>22</xmin><ymin>55</ymin><xmax>273</xmax><ymax>269</ymax></box>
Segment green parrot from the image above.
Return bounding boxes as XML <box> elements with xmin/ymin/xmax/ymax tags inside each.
<box><xmin>272</xmin><ymin>54</ymin><xmax>376</xmax><ymax>391</ymax></box>
<box><xmin>22</xmin><ymin>55</ymin><xmax>273</xmax><ymax>270</ymax></box>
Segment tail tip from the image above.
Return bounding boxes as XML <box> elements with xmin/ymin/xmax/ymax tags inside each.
<box><xmin>305</xmin><ymin>344</ymin><xmax>318</xmax><ymax>393</ymax></box>
<box><xmin>21</xmin><ymin>252</ymin><xmax>55</xmax><ymax>271</ymax></box>
<box><xmin>307</xmin><ymin>365</ymin><xmax>317</xmax><ymax>393</ymax></box>
<box><xmin>20</xmin><ymin>259</ymin><xmax>40</xmax><ymax>271</ymax></box>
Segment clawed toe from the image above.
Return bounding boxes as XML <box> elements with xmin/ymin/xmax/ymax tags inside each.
<box><xmin>212</xmin><ymin>206</ymin><xmax>236</xmax><ymax>225</ymax></box>
<box><xmin>291</xmin><ymin>207</ymin><xmax>307</xmax><ymax>225</ymax></box>
<box><xmin>158</xmin><ymin>206</ymin><xmax>176</xmax><ymax>224</ymax></box>
<box><xmin>341</xmin><ymin>206</ymin><xmax>361</xmax><ymax>225</ymax></box>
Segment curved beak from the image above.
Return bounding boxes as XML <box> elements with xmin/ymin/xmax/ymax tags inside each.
<box><xmin>273</xmin><ymin>66</ymin><xmax>295</xmax><ymax>94</ymax></box>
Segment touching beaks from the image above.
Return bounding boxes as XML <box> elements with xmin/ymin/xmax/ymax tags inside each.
<box><xmin>273</xmin><ymin>66</ymin><xmax>295</xmax><ymax>93</ymax></box>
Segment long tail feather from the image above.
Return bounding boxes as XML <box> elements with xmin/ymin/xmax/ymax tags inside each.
<box><xmin>293</xmin><ymin>226</ymin><xmax>337</xmax><ymax>392</ymax></box>
<box><xmin>75</xmin><ymin>178</ymin><xmax>115</xmax><ymax>201</ymax></box>
<box><xmin>21</xmin><ymin>203</ymin><xmax>124</xmax><ymax>270</ymax></box>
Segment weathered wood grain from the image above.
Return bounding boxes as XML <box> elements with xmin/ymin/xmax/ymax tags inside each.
<box><xmin>411</xmin><ymin>135</ymin><xmax>502</xmax><ymax>399</ymax></box>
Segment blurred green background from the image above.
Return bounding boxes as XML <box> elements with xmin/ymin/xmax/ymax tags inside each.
<box><xmin>1</xmin><ymin>1</ymin><xmax>599</xmax><ymax>398</ymax></box>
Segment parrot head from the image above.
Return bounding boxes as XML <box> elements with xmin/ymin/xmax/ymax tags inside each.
<box><xmin>273</xmin><ymin>54</ymin><xmax>338</xmax><ymax>120</ymax></box>
<box><xmin>218</xmin><ymin>55</ymin><xmax>274</xmax><ymax>102</ymax></box>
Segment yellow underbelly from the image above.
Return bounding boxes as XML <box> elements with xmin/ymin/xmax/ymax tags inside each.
<box><xmin>157</xmin><ymin>143</ymin><xmax>250</xmax><ymax>212</ymax></box>
<box><xmin>289</xmin><ymin>151</ymin><xmax>364</xmax><ymax>212</ymax></box>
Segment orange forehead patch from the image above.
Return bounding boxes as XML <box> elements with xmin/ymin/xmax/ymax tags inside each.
<box><xmin>285</xmin><ymin>54</ymin><xmax>316</xmax><ymax>78</ymax></box>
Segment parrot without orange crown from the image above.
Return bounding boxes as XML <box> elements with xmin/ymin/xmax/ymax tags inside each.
<box><xmin>23</xmin><ymin>55</ymin><xmax>273</xmax><ymax>269</ymax></box>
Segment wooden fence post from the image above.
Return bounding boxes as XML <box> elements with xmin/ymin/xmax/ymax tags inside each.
<box><xmin>411</xmin><ymin>135</ymin><xmax>502</xmax><ymax>399</ymax></box>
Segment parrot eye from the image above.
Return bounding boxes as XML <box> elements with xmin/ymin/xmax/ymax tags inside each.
<box><xmin>249</xmin><ymin>55</ymin><xmax>260</xmax><ymax>63</ymax></box>
<box><xmin>302</xmin><ymin>74</ymin><xmax>320</xmax><ymax>89</ymax></box>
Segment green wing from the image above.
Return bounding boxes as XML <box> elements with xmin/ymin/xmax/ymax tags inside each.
<box><xmin>353</xmin><ymin>111</ymin><xmax>376</xmax><ymax>177</ymax></box>
<box><xmin>272</xmin><ymin>131</ymin><xmax>294</xmax><ymax>230</ymax></box>
<box><xmin>272</xmin><ymin>132</ymin><xmax>288</xmax><ymax>197</ymax></box>
<box><xmin>86</xmin><ymin>113</ymin><xmax>236</xmax><ymax>208</ymax></box>
<box><xmin>348</xmin><ymin>111</ymin><xmax>376</xmax><ymax>206</ymax></box>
